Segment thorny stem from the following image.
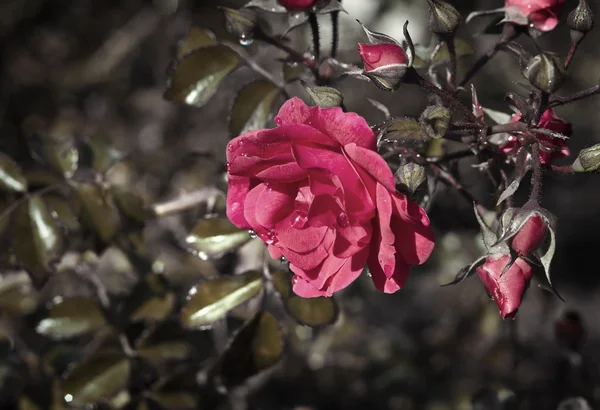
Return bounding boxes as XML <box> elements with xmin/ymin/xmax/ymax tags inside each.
<box><xmin>431</xmin><ymin>164</ymin><xmax>483</xmax><ymax>209</ymax></box>
<box><xmin>530</xmin><ymin>143</ymin><xmax>543</xmax><ymax>202</ymax></box>
<box><xmin>550</xmin><ymin>164</ymin><xmax>574</xmax><ymax>173</ymax></box>
<box><xmin>564</xmin><ymin>42</ymin><xmax>579</xmax><ymax>69</ymax></box>
<box><xmin>406</xmin><ymin>67</ymin><xmax>478</xmax><ymax>123</ymax></box>
<box><xmin>331</xmin><ymin>1</ymin><xmax>341</xmax><ymax>58</ymax></box>
<box><xmin>458</xmin><ymin>23</ymin><xmax>519</xmax><ymax>88</ymax></box>
<box><xmin>255</xmin><ymin>27</ymin><xmax>317</xmax><ymax>71</ymax></box>
<box><xmin>224</xmin><ymin>42</ymin><xmax>288</xmax><ymax>92</ymax></box>
<box><xmin>309</xmin><ymin>13</ymin><xmax>320</xmax><ymax>60</ymax></box>
<box><xmin>550</xmin><ymin>85</ymin><xmax>600</xmax><ymax>108</ymax></box>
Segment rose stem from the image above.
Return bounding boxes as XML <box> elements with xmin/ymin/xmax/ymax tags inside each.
<box><xmin>549</xmin><ymin>164</ymin><xmax>574</xmax><ymax>173</ymax></box>
<box><xmin>255</xmin><ymin>27</ymin><xmax>318</xmax><ymax>71</ymax></box>
<box><xmin>430</xmin><ymin>164</ymin><xmax>484</xmax><ymax>210</ymax></box>
<box><xmin>308</xmin><ymin>13</ymin><xmax>320</xmax><ymax>60</ymax></box>
<box><xmin>549</xmin><ymin>84</ymin><xmax>600</xmax><ymax>108</ymax></box>
<box><xmin>458</xmin><ymin>23</ymin><xmax>519</xmax><ymax>88</ymax></box>
<box><xmin>564</xmin><ymin>42</ymin><xmax>579</xmax><ymax>69</ymax></box>
<box><xmin>331</xmin><ymin>0</ymin><xmax>341</xmax><ymax>58</ymax></box>
<box><xmin>406</xmin><ymin>67</ymin><xmax>478</xmax><ymax>123</ymax></box>
<box><xmin>530</xmin><ymin>143</ymin><xmax>543</xmax><ymax>202</ymax></box>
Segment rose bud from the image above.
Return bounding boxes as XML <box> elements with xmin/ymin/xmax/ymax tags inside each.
<box><xmin>500</xmin><ymin>108</ymin><xmax>571</xmax><ymax>165</ymax></box>
<box><xmin>477</xmin><ymin>254</ymin><xmax>534</xmax><ymax>319</ymax></box>
<box><xmin>505</xmin><ymin>0</ymin><xmax>569</xmax><ymax>32</ymax></box>
<box><xmin>572</xmin><ymin>143</ymin><xmax>600</xmax><ymax>173</ymax></box>
<box><xmin>357</xmin><ymin>43</ymin><xmax>408</xmax><ymax>72</ymax></box>
<box><xmin>511</xmin><ymin>214</ymin><xmax>547</xmax><ymax>256</ymax></box>
<box><xmin>278</xmin><ymin>0</ymin><xmax>318</xmax><ymax>9</ymax></box>
<box><xmin>523</xmin><ymin>53</ymin><xmax>567</xmax><ymax>94</ymax></box>
<box><xmin>426</xmin><ymin>0</ymin><xmax>462</xmax><ymax>35</ymax></box>
<box><xmin>567</xmin><ymin>0</ymin><xmax>594</xmax><ymax>44</ymax></box>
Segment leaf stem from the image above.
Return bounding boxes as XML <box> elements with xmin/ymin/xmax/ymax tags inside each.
<box><xmin>564</xmin><ymin>42</ymin><xmax>579</xmax><ymax>69</ymax></box>
<box><xmin>255</xmin><ymin>27</ymin><xmax>317</xmax><ymax>71</ymax></box>
<box><xmin>549</xmin><ymin>84</ymin><xmax>600</xmax><ymax>108</ymax></box>
<box><xmin>530</xmin><ymin>143</ymin><xmax>543</xmax><ymax>202</ymax></box>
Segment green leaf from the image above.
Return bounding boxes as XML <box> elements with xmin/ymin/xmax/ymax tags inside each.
<box><xmin>130</xmin><ymin>293</ymin><xmax>175</xmax><ymax>323</ymax></box>
<box><xmin>72</xmin><ymin>182</ymin><xmax>121</xmax><ymax>242</ymax></box>
<box><xmin>431</xmin><ymin>39</ymin><xmax>474</xmax><ymax>63</ymax></box>
<box><xmin>303</xmin><ymin>83</ymin><xmax>344</xmax><ymax>108</ymax></box>
<box><xmin>44</xmin><ymin>193</ymin><xmax>80</xmax><ymax>232</ymax></box>
<box><xmin>36</xmin><ymin>297</ymin><xmax>107</xmax><ymax>339</ymax></box>
<box><xmin>12</xmin><ymin>196</ymin><xmax>65</xmax><ymax>286</ymax></box>
<box><xmin>181</xmin><ymin>271</ymin><xmax>263</xmax><ymax>330</ymax></box>
<box><xmin>0</xmin><ymin>152</ymin><xmax>27</xmax><ymax>193</ymax></box>
<box><xmin>271</xmin><ymin>270</ymin><xmax>338</xmax><ymax>327</ymax></box>
<box><xmin>137</xmin><ymin>341</ymin><xmax>191</xmax><ymax>369</ymax></box>
<box><xmin>383</xmin><ymin>117</ymin><xmax>429</xmax><ymax>144</ymax></box>
<box><xmin>184</xmin><ymin>216</ymin><xmax>250</xmax><ymax>259</ymax></box>
<box><xmin>215</xmin><ymin>311</ymin><xmax>283</xmax><ymax>388</ymax></box>
<box><xmin>419</xmin><ymin>105</ymin><xmax>451</xmax><ymax>139</ymax></box>
<box><xmin>177</xmin><ymin>27</ymin><xmax>217</xmax><ymax>58</ymax></box>
<box><xmin>23</xmin><ymin>167</ymin><xmax>65</xmax><ymax>188</ymax></box>
<box><xmin>78</xmin><ymin>134</ymin><xmax>124</xmax><ymax>173</ymax></box>
<box><xmin>27</xmin><ymin>133</ymin><xmax>79</xmax><ymax>179</ymax></box>
<box><xmin>229</xmin><ymin>81</ymin><xmax>280</xmax><ymax>138</ymax></box>
<box><xmin>111</xmin><ymin>187</ymin><xmax>153</xmax><ymax>223</ymax></box>
<box><xmin>152</xmin><ymin>392</ymin><xmax>197</xmax><ymax>410</ymax></box>
<box><xmin>61</xmin><ymin>351</ymin><xmax>130</xmax><ymax>406</ymax></box>
<box><xmin>164</xmin><ymin>45</ymin><xmax>239</xmax><ymax>108</ymax></box>
<box><xmin>0</xmin><ymin>272</ymin><xmax>39</xmax><ymax>316</ymax></box>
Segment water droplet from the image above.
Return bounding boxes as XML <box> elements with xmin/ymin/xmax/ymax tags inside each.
<box><xmin>274</xmin><ymin>117</ymin><xmax>282</xmax><ymax>126</ymax></box>
<box><xmin>239</xmin><ymin>34</ymin><xmax>254</xmax><ymax>46</ymax></box>
<box><xmin>64</xmin><ymin>394</ymin><xmax>73</xmax><ymax>403</ymax></box>
<box><xmin>280</xmin><ymin>256</ymin><xmax>288</xmax><ymax>264</ymax></box>
<box><xmin>264</xmin><ymin>230</ymin><xmax>277</xmax><ymax>244</ymax></box>
<box><xmin>337</xmin><ymin>213</ymin><xmax>350</xmax><ymax>227</ymax></box>
<box><xmin>248</xmin><ymin>230</ymin><xmax>257</xmax><ymax>239</ymax></box>
<box><xmin>225</xmin><ymin>162</ymin><xmax>231</xmax><ymax>171</ymax></box>
<box><xmin>292</xmin><ymin>211</ymin><xmax>308</xmax><ymax>229</ymax></box>
<box><xmin>292</xmin><ymin>275</ymin><xmax>299</xmax><ymax>285</ymax></box>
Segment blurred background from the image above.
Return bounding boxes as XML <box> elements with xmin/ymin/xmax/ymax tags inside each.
<box><xmin>1</xmin><ymin>0</ymin><xmax>600</xmax><ymax>409</ymax></box>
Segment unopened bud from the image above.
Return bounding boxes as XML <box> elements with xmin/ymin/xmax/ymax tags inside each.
<box><xmin>420</xmin><ymin>105</ymin><xmax>451</xmax><ymax>139</ymax></box>
<box><xmin>395</xmin><ymin>162</ymin><xmax>426</xmax><ymax>194</ymax></box>
<box><xmin>567</xmin><ymin>0</ymin><xmax>594</xmax><ymax>43</ymax></box>
<box><xmin>221</xmin><ymin>7</ymin><xmax>258</xmax><ymax>41</ymax></box>
<box><xmin>572</xmin><ymin>143</ymin><xmax>600</xmax><ymax>172</ymax></box>
<box><xmin>426</xmin><ymin>0</ymin><xmax>462</xmax><ymax>35</ymax></box>
<box><xmin>523</xmin><ymin>53</ymin><xmax>566</xmax><ymax>94</ymax></box>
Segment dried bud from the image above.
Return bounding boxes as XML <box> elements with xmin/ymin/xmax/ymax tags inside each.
<box><xmin>572</xmin><ymin>143</ymin><xmax>600</xmax><ymax>172</ymax></box>
<box><xmin>426</xmin><ymin>0</ymin><xmax>462</xmax><ymax>35</ymax></box>
<box><xmin>567</xmin><ymin>0</ymin><xmax>594</xmax><ymax>43</ymax></box>
<box><xmin>420</xmin><ymin>105</ymin><xmax>451</xmax><ymax>139</ymax></box>
<box><xmin>523</xmin><ymin>53</ymin><xmax>566</xmax><ymax>94</ymax></box>
<box><xmin>221</xmin><ymin>7</ymin><xmax>258</xmax><ymax>41</ymax></box>
<box><xmin>394</xmin><ymin>163</ymin><xmax>426</xmax><ymax>194</ymax></box>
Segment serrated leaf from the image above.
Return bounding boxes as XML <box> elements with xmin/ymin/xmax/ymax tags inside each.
<box><xmin>72</xmin><ymin>182</ymin><xmax>121</xmax><ymax>242</ymax></box>
<box><xmin>383</xmin><ymin>117</ymin><xmax>429</xmax><ymax>143</ymax></box>
<box><xmin>44</xmin><ymin>193</ymin><xmax>80</xmax><ymax>232</ymax></box>
<box><xmin>78</xmin><ymin>134</ymin><xmax>124</xmax><ymax>173</ymax></box>
<box><xmin>283</xmin><ymin>11</ymin><xmax>309</xmax><ymax>35</ymax></box>
<box><xmin>177</xmin><ymin>27</ymin><xmax>217</xmax><ymax>58</ymax></box>
<box><xmin>164</xmin><ymin>45</ymin><xmax>239</xmax><ymax>108</ymax></box>
<box><xmin>315</xmin><ymin>0</ymin><xmax>346</xmax><ymax>14</ymax></box>
<box><xmin>420</xmin><ymin>105</ymin><xmax>451</xmax><ymax>139</ymax></box>
<box><xmin>303</xmin><ymin>83</ymin><xmax>343</xmax><ymax>108</ymax></box>
<box><xmin>181</xmin><ymin>271</ymin><xmax>263</xmax><ymax>330</ymax></box>
<box><xmin>36</xmin><ymin>297</ymin><xmax>107</xmax><ymax>339</ymax></box>
<box><xmin>431</xmin><ymin>39</ymin><xmax>474</xmax><ymax>63</ymax></box>
<box><xmin>61</xmin><ymin>352</ymin><xmax>130</xmax><ymax>406</ymax></box>
<box><xmin>215</xmin><ymin>311</ymin><xmax>283</xmax><ymax>388</ymax></box>
<box><xmin>271</xmin><ymin>271</ymin><xmax>338</xmax><ymax>327</ymax></box>
<box><xmin>229</xmin><ymin>81</ymin><xmax>280</xmax><ymax>138</ymax></box>
<box><xmin>0</xmin><ymin>272</ymin><xmax>38</xmax><ymax>316</ymax></box>
<box><xmin>184</xmin><ymin>216</ymin><xmax>250</xmax><ymax>260</ymax></box>
<box><xmin>12</xmin><ymin>196</ymin><xmax>65</xmax><ymax>286</ymax></box>
<box><xmin>28</xmin><ymin>133</ymin><xmax>79</xmax><ymax>179</ymax></box>
<box><xmin>497</xmin><ymin>148</ymin><xmax>529</xmax><ymax>205</ymax></box>
<box><xmin>0</xmin><ymin>152</ymin><xmax>27</xmax><ymax>193</ymax></box>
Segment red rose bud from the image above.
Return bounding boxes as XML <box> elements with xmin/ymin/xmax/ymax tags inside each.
<box><xmin>357</xmin><ymin>43</ymin><xmax>408</xmax><ymax>72</ymax></box>
<box><xmin>278</xmin><ymin>0</ymin><xmax>318</xmax><ymax>9</ymax></box>
<box><xmin>511</xmin><ymin>215</ymin><xmax>547</xmax><ymax>256</ymax></box>
<box><xmin>501</xmin><ymin>108</ymin><xmax>571</xmax><ymax>164</ymax></box>
<box><xmin>477</xmin><ymin>255</ymin><xmax>534</xmax><ymax>319</ymax></box>
<box><xmin>505</xmin><ymin>0</ymin><xmax>568</xmax><ymax>32</ymax></box>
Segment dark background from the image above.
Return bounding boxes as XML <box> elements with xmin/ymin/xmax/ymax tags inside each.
<box><xmin>1</xmin><ymin>0</ymin><xmax>599</xmax><ymax>408</ymax></box>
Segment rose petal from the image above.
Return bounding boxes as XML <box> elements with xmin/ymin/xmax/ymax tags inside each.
<box><xmin>292</xmin><ymin>275</ymin><xmax>327</xmax><ymax>297</ymax></box>
<box><xmin>344</xmin><ymin>143</ymin><xmax>396</xmax><ymax>192</ymax></box>
<box><xmin>390</xmin><ymin>192</ymin><xmax>435</xmax><ymax>265</ymax></box>
<box><xmin>226</xmin><ymin>175</ymin><xmax>252</xmax><ymax>228</ymax></box>
<box><xmin>255</xmin><ymin>183</ymin><xmax>297</xmax><ymax>228</ymax></box>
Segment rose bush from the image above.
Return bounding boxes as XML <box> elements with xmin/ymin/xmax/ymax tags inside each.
<box><xmin>226</xmin><ymin>97</ymin><xmax>435</xmax><ymax>297</ymax></box>
<box><xmin>500</xmin><ymin>108</ymin><xmax>571</xmax><ymax>164</ymax></box>
<box><xmin>504</xmin><ymin>0</ymin><xmax>568</xmax><ymax>31</ymax></box>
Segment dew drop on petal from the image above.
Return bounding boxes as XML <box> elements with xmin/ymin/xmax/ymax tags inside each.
<box><xmin>248</xmin><ymin>230</ymin><xmax>257</xmax><ymax>239</ymax></box>
<box><xmin>264</xmin><ymin>230</ymin><xmax>277</xmax><ymax>244</ymax></box>
<box><xmin>292</xmin><ymin>275</ymin><xmax>299</xmax><ymax>285</ymax></box>
<box><xmin>280</xmin><ymin>256</ymin><xmax>288</xmax><ymax>265</ymax></box>
<box><xmin>275</xmin><ymin>117</ymin><xmax>282</xmax><ymax>126</ymax></box>
<box><xmin>337</xmin><ymin>213</ymin><xmax>349</xmax><ymax>227</ymax></box>
<box><xmin>292</xmin><ymin>211</ymin><xmax>308</xmax><ymax>229</ymax></box>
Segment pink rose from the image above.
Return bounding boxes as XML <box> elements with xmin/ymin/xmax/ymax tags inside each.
<box><xmin>511</xmin><ymin>215</ymin><xmax>547</xmax><ymax>256</ymax></box>
<box><xmin>505</xmin><ymin>0</ymin><xmax>568</xmax><ymax>31</ymax></box>
<box><xmin>501</xmin><ymin>108</ymin><xmax>571</xmax><ymax>164</ymax></box>
<box><xmin>278</xmin><ymin>0</ymin><xmax>318</xmax><ymax>10</ymax></box>
<box><xmin>226</xmin><ymin>97</ymin><xmax>435</xmax><ymax>297</ymax></box>
<box><xmin>477</xmin><ymin>255</ymin><xmax>534</xmax><ymax>318</ymax></box>
<box><xmin>357</xmin><ymin>43</ymin><xmax>408</xmax><ymax>72</ymax></box>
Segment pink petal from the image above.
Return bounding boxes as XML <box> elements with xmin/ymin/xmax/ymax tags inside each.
<box><xmin>344</xmin><ymin>143</ymin><xmax>396</xmax><ymax>192</ymax></box>
<box><xmin>226</xmin><ymin>175</ymin><xmax>252</xmax><ymax>228</ymax></box>
<box><xmin>255</xmin><ymin>183</ymin><xmax>297</xmax><ymax>228</ymax></box>
<box><xmin>367</xmin><ymin>250</ymin><xmax>410</xmax><ymax>293</ymax></box>
<box><xmin>333</xmin><ymin>224</ymin><xmax>371</xmax><ymax>258</ymax></box>
<box><xmin>292</xmin><ymin>275</ymin><xmax>328</xmax><ymax>298</ymax></box>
